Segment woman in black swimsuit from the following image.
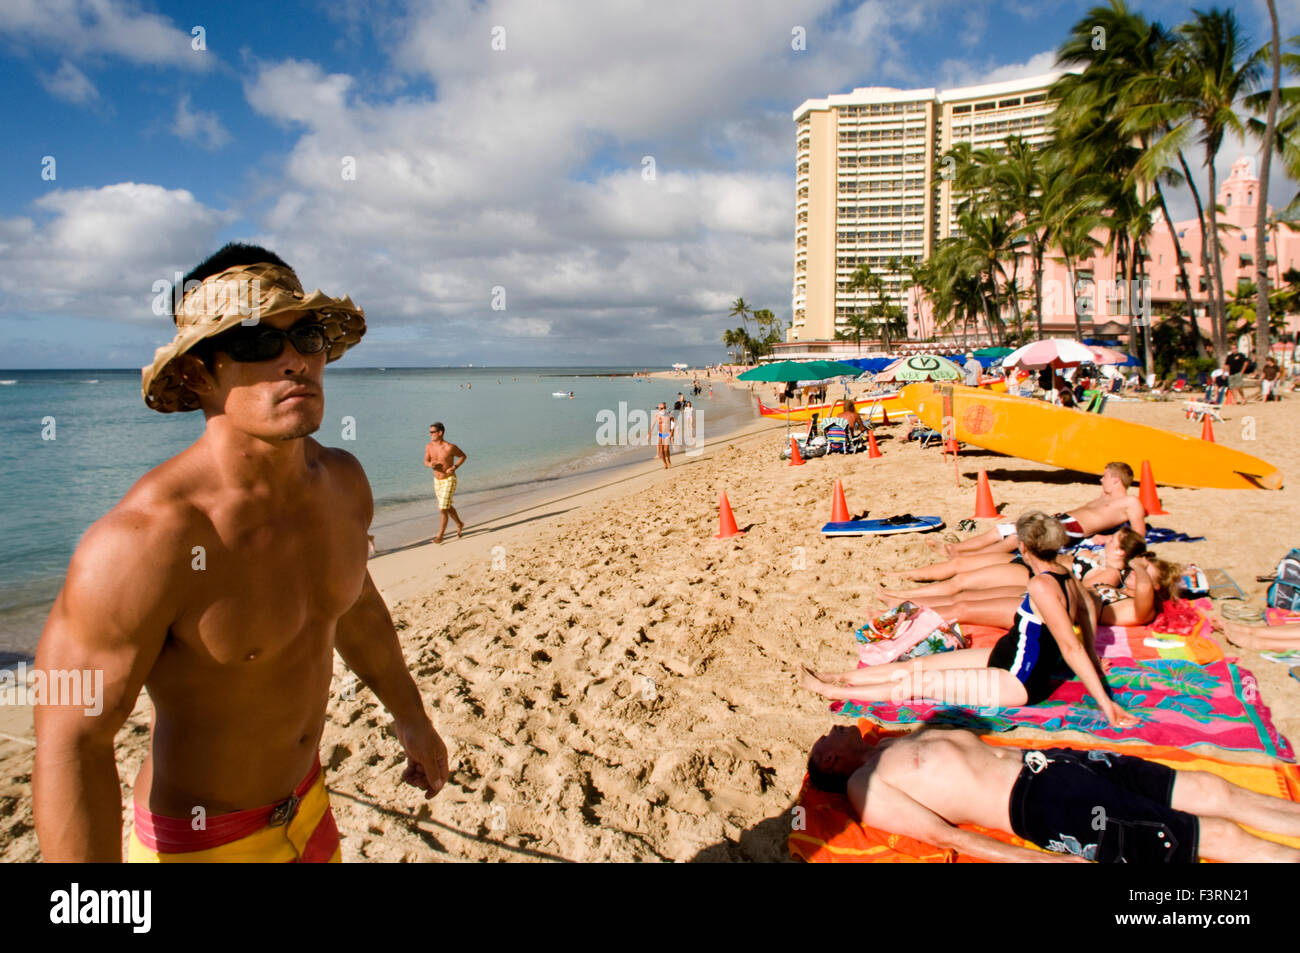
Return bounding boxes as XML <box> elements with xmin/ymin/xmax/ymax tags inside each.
<box><xmin>803</xmin><ymin>514</ymin><xmax>1135</xmax><ymax>722</ymax></box>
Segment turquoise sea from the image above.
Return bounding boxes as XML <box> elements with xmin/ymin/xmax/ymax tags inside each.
<box><xmin>0</xmin><ymin>367</ymin><xmax>754</xmax><ymax>661</ymax></box>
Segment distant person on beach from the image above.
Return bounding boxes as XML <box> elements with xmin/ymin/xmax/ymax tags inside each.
<box><xmin>425</xmin><ymin>422</ymin><xmax>467</xmax><ymax>543</ymax></box>
<box><xmin>805</xmin><ymin>724</ymin><xmax>1300</xmax><ymax>861</ymax></box>
<box><xmin>33</xmin><ymin>242</ymin><xmax>448</xmax><ymax>863</ymax></box>
<box><xmin>652</xmin><ymin>402</ymin><xmax>675</xmax><ymax>468</ymax></box>
<box><xmin>963</xmin><ymin>352</ymin><xmax>981</xmax><ymax>386</ymax></box>
<box><xmin>1226</xmin><ymin>350</ymin><xmax>1247</xmax><ymax>403</ymax></box>
<box><xmin>938</xmin><ymin>462</ymin><xmax>1146</xmax><ymax>558</ymax></box>
<box><xmin>683</xmin><ymin>400</ymin><xmax>695</xmax><ymax>445</ymax></box>
<box><xmin>1261</xmin><ymin>356</ymin><xmax>1280</xmax><ymax>402</ymax></box>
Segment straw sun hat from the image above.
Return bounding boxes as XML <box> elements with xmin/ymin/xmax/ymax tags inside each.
<box><xmin>141</xmin><ymin>261</ymin><xmax>366</xmax><ymax>413</ymax></box>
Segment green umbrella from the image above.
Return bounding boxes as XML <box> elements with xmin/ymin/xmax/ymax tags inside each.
<box><xmin>974</xmin><ymin>347</ymin><xmax>1013</xmax><ymax>358</ymax></box>
<box><xmin>737</xmin><ymin>360</ymin><xmax>861</xmax><ymax>383</ymax></box>
<box><xmin>873</xmin><ymin>354</ymin><xmax>963</xmax><ymax>383</ymax></box>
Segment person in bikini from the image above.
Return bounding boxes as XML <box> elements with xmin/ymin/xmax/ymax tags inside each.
<box><xmin>803</xmin><ymin>513</ymin><xmax>1136</xmax><ymax>724</ymax></box>
<box><xmin>424</xmin><ymin>422</ymin><xmax>466</xmax><ymax>543</ymax></box>
<box><xmin>806</xmin><ymin>724</ymin><xmax>1300</xmax><ymax>862</ymax></box>
<box><xmin>934</xmin><ymin>462</ymin><xmax>1146</xmax><ymax>558</ymax></box>
<box><xmin>652</xmin><ymin>402</ymin><xmax>675</xmax><ymax>468</ymax></box>
<box><xmin>33</xmin><ymin>243</ymin><xmax>449</xmax><ymax>862</ymax></box>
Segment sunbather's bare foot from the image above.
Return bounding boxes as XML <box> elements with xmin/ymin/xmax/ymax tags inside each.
<box><xmin>878</xmin><ymin>588</ymin><xmax>912</xmax><ymax>607</ymax></box>
<box><xmin>924</xmin><ymin>536</ymin><xmax>946</xmax><ymax>552</ymax></box>
<box><xmin>456</xmin><ymin>521</ymin><xmax>465</xmax><ymax>538</ymax></box>
<box><xmin>879</xmin><ymin>568</ymin><xmax>918</xmax><ymax>580</ymax></box>
<box><xmin>800</xmin><ymin>665</ymin><xmax>840</xmax><ymax>696</ymax></box>
<box><xmin>432</xmin><ymin>534</ymin><xmax>444</xmax><ymax>544</ymax></box>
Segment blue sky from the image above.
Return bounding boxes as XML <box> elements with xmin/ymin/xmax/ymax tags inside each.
<box><xmin>0</xmin><ymin>0</ymin><xmax>1296</xmax><ymax>368</ymax></box>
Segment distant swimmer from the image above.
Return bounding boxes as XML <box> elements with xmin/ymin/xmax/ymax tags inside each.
<box><xmin>425</xmin><ymin>422</ymin><xmax>467</xmax><ymax>543</ymax></box>
<box><xmin>569</xmin><ymin>391</ymin><xmax>574</xmax><ymax>399</ymax></box>
<box><xmin>33</xmin><ymin>242</ymin><xmax>448</xmax><ymax>862</ymax></box>
<box><xmin>652</xmin><ymin>402</ymin><xmax>675</xmax><ymax>468</ymax></box>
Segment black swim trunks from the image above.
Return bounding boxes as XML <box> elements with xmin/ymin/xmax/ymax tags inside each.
<box><xmin>1007</xmin><ymin>748</ymin><xmax>1199</xmax><ymax>862</ymax></box>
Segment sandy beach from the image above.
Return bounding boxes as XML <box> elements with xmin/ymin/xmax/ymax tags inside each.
<box><xmin>2</xmin><ymin>383</ymin><xmax>1297</xmax><ymax>862</ymax></box>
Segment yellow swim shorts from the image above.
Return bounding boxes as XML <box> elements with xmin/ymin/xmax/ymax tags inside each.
<box><xmin>435</xmin><ymin>473</ymin><xmax>457</xmax><ymax>509</ymax></box>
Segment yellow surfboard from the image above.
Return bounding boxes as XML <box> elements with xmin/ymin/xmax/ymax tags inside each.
<box><xmin>899</xmin><ymin>382</ymin><xmax>1283</xmax><ymax>490</ymax></box>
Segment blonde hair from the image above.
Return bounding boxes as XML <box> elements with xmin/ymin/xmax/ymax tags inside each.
<box><xmin>1016</xmin><ymin>511</ymin><xmax>1067</xmax><ymax>559</ymax></box>
<box><xmin>1105</xmin><ymin>461</ymin><xmax>1134</xmax><ymax>488</ymax></box>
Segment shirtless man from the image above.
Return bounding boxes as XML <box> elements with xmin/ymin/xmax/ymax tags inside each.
<box><xmin>33</xmin><ymin>243</ymin><xmax>449</xmax><ymax>862</ymax></box>
<box><xmin>424</xmin><ymin>422</ymin><xmax>466</xmax><ymax>543</ymax></box>
<box><xmin>942</xmin><ymin>462</ymin><xmax>1146</xmax><ymax>557</ymax></box>
<box><xmin>651</xmin><ymin>402</ymin><xmax>675</xmax><ymax>468</ymax></box>
<box><xmin>807</xmin><ymin>725</ymin><xmax>1300</xmax><ymax>862</ymax></box>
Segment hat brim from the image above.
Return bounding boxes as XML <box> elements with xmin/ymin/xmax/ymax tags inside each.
<box><xmin>142</xmin><ymin>289</ymin><xmax>365</xmax><ymax>413</ymax></box>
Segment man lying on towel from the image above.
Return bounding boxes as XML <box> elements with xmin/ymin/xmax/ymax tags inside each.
<box><xmin>807</xmin><ymin>725</ymin><xmax>1300</xmax><ymax>862</ymax></box>
<box><xmin>942</xmin><ymin>462</ymin><xmax>1146</xmax><ymax>557</ymax></box>
<box><xmin>33</xmin><ymin>244</ymin><xmax>449</xmax><ymax>862</ymax></box>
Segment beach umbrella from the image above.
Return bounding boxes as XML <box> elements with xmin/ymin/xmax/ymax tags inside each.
<box><xmin>1000</xmin><ymin>339</ymin><xmax>1096</xmax><ymax>370</ymax></box>
<box><xmin>1086</xmin><ymin>345</ymin><xmax>1139</xmax><ymax>367</ymax></box>
<box><xmin>737</xmin><ymin>360</ymin><xmax>861</xmax><ymax>382</ymax></box>
<box><xmin>872</xmin><ymin>354</ymin><xmax>963</xmax><ymax>383</ymax></box>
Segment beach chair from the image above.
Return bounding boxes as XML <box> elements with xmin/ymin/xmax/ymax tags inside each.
<box><xmin>825</xmin><ymin>423</ymin><xmax>848</xmax><ymax>453</ymax></box>
<box><xmin>1171</xmin><ymin>375</ymin><xmax>1188</xmax><ymax>393</ymax></box>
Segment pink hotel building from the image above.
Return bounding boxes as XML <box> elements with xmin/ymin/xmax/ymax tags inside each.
<box><xmin>783</xmin><ymin>73</ymin><xmax>1300</xmax><ymax>357</ymax></box>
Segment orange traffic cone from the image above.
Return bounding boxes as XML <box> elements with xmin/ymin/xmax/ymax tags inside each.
<box><xmin>972</xmin><ymin>469</ymin><xmax>998</xmax><ymax>518</ymax></box>
<box><xmin>830</xmin><ymin>479</ymin><xmax>851</xmax><ymax>522</ymax></box>
<box><xmin>880</xmin><ymin>405</ymin><xmax>891</xmax><ymax>426</ymax></box>
<box><xmin>1200</xmin><ymin>416</ymin><xmax>1215</xmax><ymax>442</ymax></box>
<box><xmin>867</xmin><ymin>429</ymin><xmax>883</xmax><ymax>458</ymax></box>
<box><xmin>715</xmin><ymin>490</ymin><xmax>745</xmax><ymax>538</ymax></box>
<box><xmin>788</xmin><ymin>436</ymin><xmax>805</xmax><ymax>466</ymax></box>
<box><xmin>1138</xmin><ymin>460</ymin><xmax>1168</xmax><ymax>516</ymax></box>
<box><xmin>1225</xmin><ymin>388</ymin><xmax>1236</xmax><ymax>405</ymax></box>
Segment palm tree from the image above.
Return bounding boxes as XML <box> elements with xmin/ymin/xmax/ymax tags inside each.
<box><xmin>728</xmin><ymin>297</ymin><xmax>753</xmax><ymax>337</ymax></box>
<box><xmin>1253</xmin><ymin>0</ymin><xmax>1282</xmax><ymax>368</ymax></box>
<box><xmin>1135</xmin><ymin>8</ymin><xmax>1264</xmax><ymax>359</ymax></box>
<box><xmin>835</xmin><ymin>314</ymin><xmax>874</xmax><ymax>353</ymax></box>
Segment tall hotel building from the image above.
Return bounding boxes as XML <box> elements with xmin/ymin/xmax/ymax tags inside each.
<box><xmin>789</xmin><ymin>73</ymin><xmax>1060</xmax><ymax>344</ymax></box>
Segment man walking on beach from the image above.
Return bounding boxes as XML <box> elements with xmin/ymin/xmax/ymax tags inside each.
<box><xmin>425</xmin><ymin>423</ymin><xmax>467</xmax><ymax>543</ymax></box>
<box><xmin>33</xmin><ymin>243</ymin><xmax>449</xmax><ymax>862</ymax></box>
<box><xmin>963</xmin><ymin>352</ymin><xmax>981</xmax><ymax>386</ymax></box>
<box><xmin>652</xmin><ymin>402</ymin><xmax>675</xmax><ymax>468</ymax></box>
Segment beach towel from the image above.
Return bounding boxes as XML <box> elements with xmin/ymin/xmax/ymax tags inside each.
<box><xmin>829</xmin><ymin>654</ymin><xmax>1292</xmax><ymax>760</ymax></box>
<box><xmin>789</xmin><ymin>722</ymin><xmax>1300</xmax><ymax>863</ymax></box>
<box><xmin>1265</xmin><ymin>607</ymin><xmax>1300</xmax><ymax>626</ymax></box>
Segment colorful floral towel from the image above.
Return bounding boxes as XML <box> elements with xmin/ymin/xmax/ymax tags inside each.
<box><xmin>789</xmin><ymin>722</ymin><xmax>1300</xmax><ymax>863</ymax></box>
<box><xmin>830</xmin><ymin>656</ymin><xmax>1292</xmax><ymax>760</ymax></box>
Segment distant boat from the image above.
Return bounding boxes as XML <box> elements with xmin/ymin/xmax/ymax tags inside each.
<box><xmin>0</xmin><ymin>380</ymin><xmax>15</xmax><ymax>385</ymax></box>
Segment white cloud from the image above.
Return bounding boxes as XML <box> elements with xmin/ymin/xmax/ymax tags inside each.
<box><xmin>173</xmin><ymin>94</ymin><xmax>231</xmax><ymax>149</ymax></box>
<box><xmin>0</xmin><ymin>183</ymin><xmax>232</xmax><ymax>323</ymax></box>
<box><xmin>0</xmin><ymin>0</ymin><xmax>212</xmax><ymax>70</ymax></box>
<box><xmin>39</xmin><ymin>59</ymin><xmax>98</xmax><ymax>104</ymax></box>
<box><xmin>937</xmin><ymin>49</ymin><xmax>1059</xmax><ymax>90</ymax></box>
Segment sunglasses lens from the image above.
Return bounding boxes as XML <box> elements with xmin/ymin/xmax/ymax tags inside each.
<box><xmin>225</xmin><ymin>328</ymin><xmax>284</xmax><ymax>362</ymax></box>
<box><xmin>289</xmin><ymin>324</ymin><xmax>327</xmax><ymax>355</ymax></box>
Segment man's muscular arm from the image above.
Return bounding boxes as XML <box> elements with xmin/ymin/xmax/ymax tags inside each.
<box><xmin>330</xmin><ymin>453</ymin><xmax>448</xmax><ymax>797</ymax></box>
<box><xmin>33</xmin><ymin>508</ymin><xmax>182</xmax><ymax>861</ymax></box>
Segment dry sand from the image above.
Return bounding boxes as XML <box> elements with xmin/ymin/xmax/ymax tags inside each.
<box><xmin>2</xmin><ymin>384</ymin><xmax>1297</xmax><ymax>862</ymax></box>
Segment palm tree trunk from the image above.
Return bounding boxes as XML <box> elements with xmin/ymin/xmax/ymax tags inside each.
<box><xmin>1179</xmin><ymin>151</ymin><xmax>1215</xmax><ymax>358</ymax></box>
<box><xmin>1154</xmin><ymin>181</ymin><xmax>1203</xmax><ymax>356</ymax></box>
<box><xmin>1256</xmin><ymin>0</ymin><xmax>1281</xmax><ymax>370</ymax></box>
<box><xmin>1068</xmin><ymin>259</ymin><xmax>1083</xmax><ymax>341</ymax></box>
<box><xmin>1034</xmin><ymin>242</ymin><xmax>1046</xmax><ymax>339</ymax></box>
<box><xmin>1204</xmin><ymin>146</ymin><xmax>1228</xmax><ymax>359</ymax></box>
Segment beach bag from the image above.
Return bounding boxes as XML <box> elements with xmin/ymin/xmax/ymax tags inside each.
<box><xmin>855</xmin><ymin>602</ymin><xmax>969</xmax><ymax>666</ymax></box>
<box><xmin>1266</xmin><ymin>548</ymin><xmax>1300</xmax><ymax>611</ymax></box>
<box><xmin>1180</xmin><ymin>565</ymin><xmax>1209</xmax><ymax>598</ymax></box>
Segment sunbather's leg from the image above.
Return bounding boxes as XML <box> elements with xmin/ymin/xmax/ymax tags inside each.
<box><xmin>881</xmin><ymin>563</ymin><xmax>1031</xmax><ymax>601</ymax></box>
<box><xmin>1221</xmin><ymin>621</ymin><xmax>1300</xmax><ymax>651</ymax></box>
<box><xmin>802</xmin><ymin>646</ymin><xmax>993</xmax><ymax>687</ymax></box>
<box><xmin>880</xmin><ymin>550</ymin><xmax>1017</xmax><ymax>583</ymax></box>
<box><xmin>899</xmin><ymin>594</ymin><xmax>1023</xmax><ymax>628</ymax></box>
<box><xmin>1172</xmin><ymin>770</ymin><xmax>1300</xmax><ymax>840</ymax></box>
<box><xmin>803</xmin><ymin>659</ymin><xmax>1026</xmax><ymax>707</ymax></box>
<box><xmin>1193</xmin><ymin>817</ymin><xmax>1300</xmax><ymax>862</ymax></box>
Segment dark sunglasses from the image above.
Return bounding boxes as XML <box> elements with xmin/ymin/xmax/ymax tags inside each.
<box><xmin>208</xmin><ymin>320</ymin><xmax>329</xmax><ymax>363</ymax></box>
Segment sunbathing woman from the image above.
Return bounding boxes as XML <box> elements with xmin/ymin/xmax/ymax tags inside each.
<box><xmin>880</xmin><ymin>531</ymin><xmax>1177</xmax><ymax>630</ymax></box>
<box><xmin>881</xmin><ymin>527</ymin><xmax>1150</xmax><ymax>606</ymax></box>
<box><xmin>802</xmin><ymin>513</ymin><xmax>1137</xmax><ymax>725</ymax></box>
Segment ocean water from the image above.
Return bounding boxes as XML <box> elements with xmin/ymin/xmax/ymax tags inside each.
<box><xmin>0</xmin><ymin>367</ymin><xmax>753</xmax><ymax>659</ymax></box>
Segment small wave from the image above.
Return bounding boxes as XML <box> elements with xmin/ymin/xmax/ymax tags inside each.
<box><xmin>0</xmin><ymin>380</ymin><xmax>16</xmax><ymax>385</ymax></box>
<box><xmin>80</xmin><ymin>379</ymin><xmax>99</xmax><ymax>384</ymax></box>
